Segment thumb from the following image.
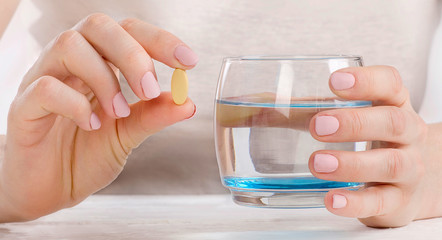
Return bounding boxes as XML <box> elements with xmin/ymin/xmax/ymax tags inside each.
<box><xmin>117</xmin><ymin>92</ymin><xmax>196</xmax><ymax>150</ymax></box>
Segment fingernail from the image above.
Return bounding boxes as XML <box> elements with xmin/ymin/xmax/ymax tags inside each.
<box><xmin>331</xmin><ymin>72</ymin><xmax>355</xmax><ymax>90</ymax></box>
<box><xmin>186</xmin><ymin>104</ymin><xmax>197</xmax><ymax>120</ymax></box>
<box><xmin>141</xmin><ymin>71</ymin><xmax>161</xmax><ymax>99</ymax></box>
<box><xmin>90</xmin><ymin>112</ymin><xmax>101</xmax><ymax>130</ymax></box>
<box><xmin>113</xmin><ymin>92</ymin><xmax>130</xmax><ymax>118</ymax></box>
<box><xmin>315</xmin><ymin>116</ymin><xmax>339</xmax><ymax>136</ymax></box>
<box><xmin>314</xmin><ymin>154</ymin><xmax>338</xmax><ymax>173</ymax></box>
<box><xmin>174</xmin><ymin>45</ymin><xmax>199</xmax><ymax>66</ymax></box>
<box><xmin>332</xmin><ymin>194</ymin><xmax>347</xmax><ymax>209</ymax></box>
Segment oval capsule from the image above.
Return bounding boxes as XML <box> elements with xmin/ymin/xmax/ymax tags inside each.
<box><xmin>171</xmin><ymin>69</ymin><xmax>188</xmax><ymax>105</ymax></box>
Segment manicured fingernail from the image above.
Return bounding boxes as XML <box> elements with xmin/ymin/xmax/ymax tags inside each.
<box><xmin>141</xmin><ymin>71</ymin><xmax>161</xmax><ymax>99</ymax></box>
<box><xmin>333</xmin><ymin>194</ymin><xmax>347</xmax><ymax>209</ymax></box>
<box><xmin>331</xmin><ymin>72</ymin><xmax>355</xmax><ymax>90</ymax></box>
<box><xmin>186</xmin><ymin>104</ymin><xmax>197</xmax><ymax>120</ymax></box>
<box><xmin>314</xmin><ymin>154</ymin><xmax>338</xmax><ymax>173</ymax></box>
<box><xmin>90</xmin><ymin>112</ymin><xmax>101</xmax><ymax>130</ymax></box>
<box><xmin>315</xmin><ymin>116</ymin><xmax>339</xmax><ymax>136</ymax></box>
<box><xmin>113</xmin><ymin>92</ymin><xmax>130</xmax><ymax>118</ymax></box>
<box><xmin>174</xmin><ymin>45</ymin><xmax>199</xmax><ymax>66</ymax></box>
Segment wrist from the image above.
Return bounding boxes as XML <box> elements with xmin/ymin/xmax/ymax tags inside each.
<box><xmin>0</xmin><ymin>135</ymin><xmax>31</xmax><ymax>223</ymax></box>
<box><xmin>417</xmin><ymin>123</ymin><xmax>442</xmax><ymax>220</ymax></box>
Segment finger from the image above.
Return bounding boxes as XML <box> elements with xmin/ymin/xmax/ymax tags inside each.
<box><xmin>106</xmin><ymin>61</ymin><xmax>120</xmax><ymax>79</ymax></box>
<box><xmin>120</xmin><ymin>18</ymin><xmax>199</xmax><ymax>69</ymax></box>
<box><xmin>310</xmin><ymin>106</ymin><xmax>426</xmax><ymax>144</ymax></box>
<box><xmin>329</xmin><ymin>66</ymin><xmax>412</xmax><ymax>110</ymax></box>
<box><xmin>12</xmin><ymin>76</ymin><xmax>100</xmax><ymax>132</ymax></box>
<box><xmin>74</xmin><ymin>13</ymin><xmax>161</xmax><ymax>101</ymax></box>
<box><xmin>117</xmin><ymin>92</ymin><xmax>196</xmax><ymax>151</ymax></box>
<box><xmin>309</xmin><ymin>148</ymin><xmax>420</xmax><ymax>183</ymax></box>
<box><xmin>21</xmin><ymin>29</ymin><xmax>127</xmax><ymax>119</ymax></box>
<box><xmin>324</xmin><ymin>185</ymin><xmax>403</xmax><ymax>220</ymax></box>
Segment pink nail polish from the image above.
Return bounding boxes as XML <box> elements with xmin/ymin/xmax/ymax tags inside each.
<box><xmin>113</xmin><ymin>92</ymin><xmax>130</xmax><ymax>118</ymax></box>
<box><xmin>174</xmin><ymin>45</ymin><xmax>199</xmax><ymax>66</ymax></box>
<box><xmin>90</xmin><ymin>112</ymin><xmax>101</xmax><ymax>130</ymax></box>
<box><xmin>332</xmin><ymin>194</ymin><xmax>347</xmax><ymax>209</ymax></box>
<box><xmin>330</xmin><ymin>72</ymin><xmax>355</xmax><ymax>90</ymax></box>
<box><xmin>141</xmin><ymin>71</ymin><xmax>161</xmax><ymax>99</ymax></box>
<box><xmin>315</xmin><ymin>116</ymin><xmax>339</xmax><ymax>136</ymax></box>
<box><xmin>314</xmin><ymin>154</ymin><xmax>338</xmax><ymax>173</ymax></box>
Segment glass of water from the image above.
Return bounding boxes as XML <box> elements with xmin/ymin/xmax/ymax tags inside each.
<box><xmin>214</xmin><ymin>55</ymin><xmax>371</xmax><ymax>208</ymax></box>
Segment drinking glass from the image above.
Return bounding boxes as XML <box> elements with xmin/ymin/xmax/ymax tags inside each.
<box><xmin>214</xmin><ymin>55</ymin><xmax>371</xmax><ymax>208</ymax></box>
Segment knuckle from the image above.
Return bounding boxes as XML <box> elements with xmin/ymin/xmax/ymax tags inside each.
<box><xmin>348</xmin><ymin>153</ymin><xmax>363</xmax><ymax>179</ymax></box>
<box><xmin>151</xmin><ymin>28</ymin><xmax>169</xmax><ymax>43</ymax></box>
<box><xmin>119</xmin><ymin>17</ymin><xmax>139</xmax><ymax>31</ymax></box>
<box><xmin>71</xmin><ymin>96</ymin><xmax>90</xmax><ymax>119</ymax></box>
<box><xmin>34</xmin><ymin>77</ymin><xmax>57</xmax><ymax>103</ymax></box>
<box><xmin>386</xmin><ymin>107</ymin><xmax>406</xmax><ymax>138</ymax></box>
<box><xmin>387</xmin><ymin>66</ymin><xmax>409</xmax><ymax>106</ymax></box>
<box><xmin>71</xmin><ymin>105</ymin><xmax>86</xmax><ymax>120</ymax></box>
<box><xmin>348</xmin><ymin>111</ymin><xmax>365</xmax><ymax>136</ymax></box>
<box><xmin>53</xmin><ymin>30</ymin><xmax>82</xmax><ymax>52</ymax></box>
<box><xmin>415</xmin><ymin>118</ymin><xmax>428</xmax><ymax>141</ymax></box>
<box><xmin>400</xmin><ymin>87</ymin><xmax>411</xmax><ymax>105</ymax></box>
<box><xmin>355</xmin><ymin>67</ymin><xmax>375</xmax><ymax>97</ymax></box>
<box><xmin>387</xmin><ymin>66</ymin><xmax>403</xmax><ymax>94</ymax></box>
<box><xmin>358</xmin><ymin>187</ymin><xmax>387</xmax><ymax>217</ymax></box>
<box><xmin>354</xmin><ymin>194</ymin><xmax>369</xmax><ymax>217</ymax></box>
<box><xmin>354</xmin><ymin>202</ymin><xmax>366</xmax><ymax>217</ymax></box>
<box><xmin>373</xmin><ymin>188</ymin><xmax>386</xmax><ymax>216</ymax></box>
<box><xmin>385</xmin><ymin>149</ymin><xmax>404</xmax><ymax>181</ymax></box>
<box><xmin>123</xmin><ymin>45</ymin><xmax>147</xmax><ymax>66</ymax></box>
<box><xmin>7</xmin><ymin>98</ymin><xmax>20</xmax><ymax>122</ymax></box>
<box><xmin>81</xmin><ymin>13</ymin><xmax>113</xmax><ymax>30</ymax></box>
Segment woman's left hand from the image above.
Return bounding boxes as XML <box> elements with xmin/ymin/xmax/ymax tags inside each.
<box><xmin>309</xmin><ymin>66</ymin><xmax>442</xmax><ymax>227</ymax></box>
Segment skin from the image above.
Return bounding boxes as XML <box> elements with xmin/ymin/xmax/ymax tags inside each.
<box><xmin>1</xmin><ymin>4</ymin><xmax>442</xmax><ymax>227</ymax></box>
<box><xmin>308</xmin><ymin>66</ymin><xmax>442</xmax><ymax>227</ymax></box>
<box><xmin>0</xmin><ymin>0</ymin><xmax>20</xmax><ymax>38</ymax></box>
<box><xmin>0</xmin><ymin>13</ymin><xmax>196</xmax><ymax>222</ymax></box>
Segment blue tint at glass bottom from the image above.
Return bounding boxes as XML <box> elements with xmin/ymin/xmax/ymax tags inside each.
<box><xmin>223</xmin><ymin>177</ymin><xmax>362</xmax><ymax>190</ymax></box>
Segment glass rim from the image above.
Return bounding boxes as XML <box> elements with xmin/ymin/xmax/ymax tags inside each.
<box><xmin>223</xmin><ymin>55</ymin><xmax>362</xmax><ymax>62</ymax></box>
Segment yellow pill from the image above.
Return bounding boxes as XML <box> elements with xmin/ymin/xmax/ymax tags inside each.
<box><xmin>171</xmin><ymin>69</ymin><xmax>189</xmax><ymax>105</ymax></box>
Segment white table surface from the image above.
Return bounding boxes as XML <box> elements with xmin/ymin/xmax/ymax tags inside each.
<box><xmin>1</xmin><ymin>194</ymin><xmax>441</xmax><ymax>240</ymax></box>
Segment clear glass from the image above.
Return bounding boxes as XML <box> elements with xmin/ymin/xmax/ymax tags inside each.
<box><xmin>214</xmin><ymin>55</ymin><xmax>371</xmax><ymax>208</ymax></box>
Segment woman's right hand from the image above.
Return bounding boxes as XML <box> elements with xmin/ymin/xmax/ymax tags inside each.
<box><xmin>0</xmin><ymin>13</ymin><xmax>198</xmax><ymax>222</ymax></box>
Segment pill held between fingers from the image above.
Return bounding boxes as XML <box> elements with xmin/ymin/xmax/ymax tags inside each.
<box><xmin>171</xmin><ymin>68</ymin><xmax>188</xmax><ymax>105</ymax></box>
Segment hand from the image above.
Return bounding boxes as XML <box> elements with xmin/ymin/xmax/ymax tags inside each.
<box><xmin>0</xmin><ymin>13</ymin><xmax>197</xmax><ymax>222</ymax></box>
<box><xmin>308</xmin><ymin>66</ymin><xmax>442</xmax><ymax>227</ymax></box>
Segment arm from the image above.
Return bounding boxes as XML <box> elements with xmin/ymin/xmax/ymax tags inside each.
<box><xmin>0</xmin><ymin>0</ymin><xmax>20</xmax><ymax>38</ymax></box>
